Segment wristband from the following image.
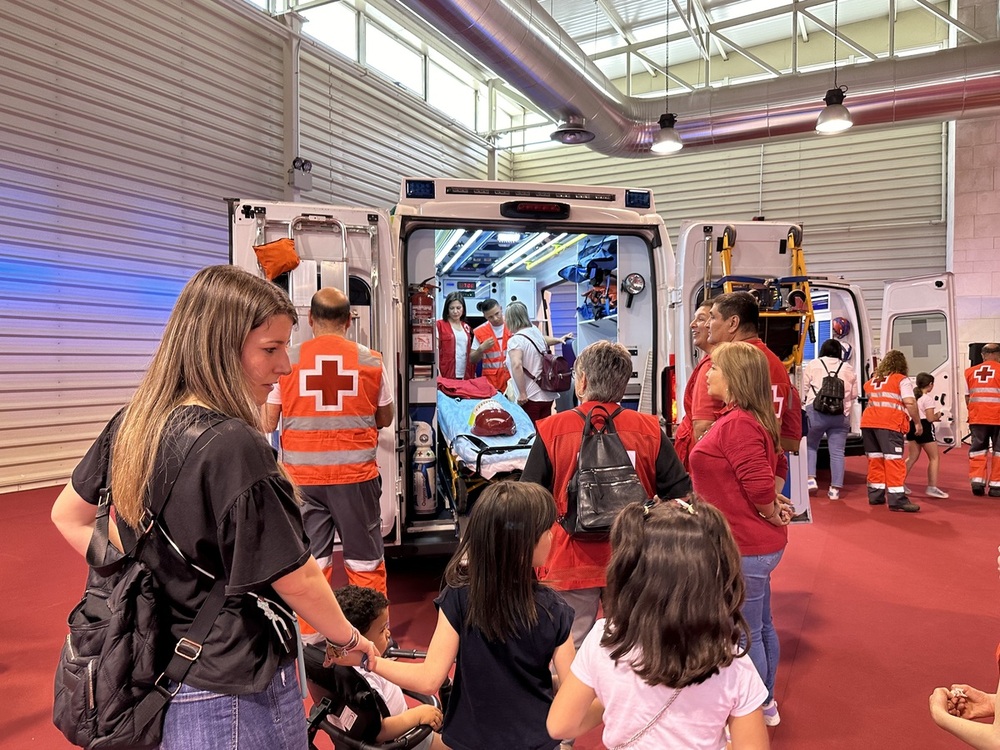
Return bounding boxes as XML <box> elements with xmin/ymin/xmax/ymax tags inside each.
<box><xmin>758</xmin><ymin>503</ymin><xmax>778</xmax><ymax>520</ymax></box>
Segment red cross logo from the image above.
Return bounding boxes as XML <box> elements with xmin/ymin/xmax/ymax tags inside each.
<box><xmin>973</xmin><ymin>364</ymin><xmax>995</xmax><ymax>384</ymax></box>
<box><xmin>871</xmin><ymin>377</ymin><xmax>888</xmax><ymax>389</ymax></box>
<box><xmin>301</xmin><ymin>355</ymin><xmax>358</xmax><ymax>411</ymax></box>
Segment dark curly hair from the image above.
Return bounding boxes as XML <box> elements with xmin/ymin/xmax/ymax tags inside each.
<box><xmin>334</xmin><ymin>585</ymin><xmax>390</xmax><ymax>634</ymax></box>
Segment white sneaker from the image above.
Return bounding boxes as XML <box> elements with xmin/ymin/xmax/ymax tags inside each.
<box><xmin>762</xmin><ymin>699</ymin><xmax>780</xmax><ymax>726</ymax></box>
<box><xmin>828</xmin><ymin>487</ymin><xmax>841</xmax><ymax>500</ymax></box>
<box><xmin>807</xmin><ymin>477</ymin><xmax>818</xmax><ymax>492</ymax></box>
<box><xmin>926</xmin><ymin>486</ymin><xmax>949</xmax><ymax>499</ymax></box>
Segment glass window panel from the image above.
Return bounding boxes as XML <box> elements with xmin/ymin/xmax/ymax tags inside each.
<box><xmin>366</xmin><ymin>25</ymin><xmax>424</xmax><ymax>96</ymax></box>
<box><xmin>890</xmin><ymin>312</ymin><xmax>948</xmax><ymax>376</ymax></box>
<box><xmin>428</xmin><ymin>63</ymin><xmax>476</xmax><ymax>130</ymax></box>
<box><xmin>302</xmin><ymin>3</ymin><xmax>358</xmax><ymax>61</ymax></box>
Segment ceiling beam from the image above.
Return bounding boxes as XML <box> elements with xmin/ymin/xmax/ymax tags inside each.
<box><xmin>800</xmin><ymin>8</ymin><xmax>879</xmax><ymax>61</ymax></box>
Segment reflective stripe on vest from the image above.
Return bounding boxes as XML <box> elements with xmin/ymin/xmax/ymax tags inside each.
<box><xmin>278</xmin><ymin>335</ymin><xmax>383</xmax><ymax>485</ymax></box>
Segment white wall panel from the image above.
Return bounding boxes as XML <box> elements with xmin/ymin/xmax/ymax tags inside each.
<box><xmin>0</xmin><ymin>0</ymin><xmax>492</xmax><ymax>492</ymax></box>
<box><xmin>511</xmin><ymin>123</ymin><xmax>947</xmax><ymax>336</ymax></box>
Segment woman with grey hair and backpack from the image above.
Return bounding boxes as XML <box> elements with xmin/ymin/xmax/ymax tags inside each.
<box><xmin>802</xmin><ymin>338</ymin><xmax>858</xmax><ymax>500</ymax></box>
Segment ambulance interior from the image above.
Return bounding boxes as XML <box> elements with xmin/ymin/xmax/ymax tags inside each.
<box><xmin>403</xmin><ymin>223</ymin><xmax>660</xmax><ymax>530</ymax></box>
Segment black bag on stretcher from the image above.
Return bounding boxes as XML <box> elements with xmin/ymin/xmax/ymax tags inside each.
<box><xmin>562</xmin><ymin>406</ymin><xmax>649</xmax><ymax>537</ymax></box>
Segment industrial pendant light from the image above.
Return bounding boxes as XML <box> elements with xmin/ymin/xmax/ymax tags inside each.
<box><xmin>651</xmin><ymin>3</ymin><xmax>682</xmax><ymax>154</ymax></box>
<box><xmin>816</xmin><ymin>0</ymin><xmax>853</xmax><ymax>134</ymax></box>
<box><xmin>550</xmin><ymin>115</ymin><xmax>596</xmax><ymax>144</ymax></box>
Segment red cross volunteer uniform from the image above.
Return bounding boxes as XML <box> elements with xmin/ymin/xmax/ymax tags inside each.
<box><xmin>965</xmin><ymin>360</ymin><xmax>1000</xmax><ymax>496</ymax></box>
<box><xmin>269</xmin><ymin>333</ymin><xmax>392</xmax><ymax>641</ymax></box>
<box><xmin>473</xmin><ymin>320</ymin><xmax>511</xmax><ymax>393</ymax></box>
<box><xmin>860</xmin><ymin>372</ymin><xmax>914</xmax><ymax>509</ymax></box>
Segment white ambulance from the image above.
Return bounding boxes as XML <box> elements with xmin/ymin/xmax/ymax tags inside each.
<box><xmin>228</xmin><ymin>180</ymin><xmax>956</xmax><ymax>554</ymax></box>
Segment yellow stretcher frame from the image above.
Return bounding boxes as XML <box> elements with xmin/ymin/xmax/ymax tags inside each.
<box><xmin>713</xmin><ymin>225</ymin><xmax>816</xmax><ymax>372</ymax></box>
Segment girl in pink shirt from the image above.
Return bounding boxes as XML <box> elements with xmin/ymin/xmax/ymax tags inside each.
<box><xmin>547</xmin><ymin>500</ymin><xmax>769</xmax><ymax>750</ymax></box>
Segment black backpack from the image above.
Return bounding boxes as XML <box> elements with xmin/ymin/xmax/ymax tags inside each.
<box><xmin>812</xmin><ymin>359</ymin><xmax>846</xmax><ymax>415</ymax></box>
<box><xmin>563</xmin><ymin>406</ymin><xmax>649</xmax><ymax>537</ymax></box>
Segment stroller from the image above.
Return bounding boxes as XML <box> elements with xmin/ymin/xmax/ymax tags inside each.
<box><xmin>304</xmin><ymin>643</ymin><xmax>451</xmax><ymax>750</ymax></box>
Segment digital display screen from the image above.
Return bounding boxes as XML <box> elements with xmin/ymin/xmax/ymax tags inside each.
<box><xmin>500</xmin><ymin>201</ymin><xmax>571</xmax><ymax>220</ymax></box>
<box><xmin>457</xmin><ymin>281</ymin><xmax>476</xmax><ymax>290</ymax></box>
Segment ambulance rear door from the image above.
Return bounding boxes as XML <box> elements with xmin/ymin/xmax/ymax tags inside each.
<box><xmin>227</xmin><ymin>200</ymin><xmax>403</xmax><ymax>545</ymax></box>
<box><xmin>881</xmin><ymin>273</ymin><xmax>958</xmax><ymax>448</ymax></box>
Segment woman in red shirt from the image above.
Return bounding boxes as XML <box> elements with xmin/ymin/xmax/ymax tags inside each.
<box><xmin>437</xmin><ymin>292</ymin><xmax>489</xmax><ymax>380</ymax></box>
<box><xmin>689</xmin><ymin>341</ymin><xmax>792</xmax><ymax>727</ymax></box>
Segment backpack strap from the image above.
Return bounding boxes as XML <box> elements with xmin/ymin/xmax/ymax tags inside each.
<box><xmin>89</xmin><ymin>414</ymin><xmax>230</xmax><ymax>735</ymax></box>
<box><xmin>512</xmin><ymin>332</ymin><xmax>546</xmax><ymax>384</ymax></box>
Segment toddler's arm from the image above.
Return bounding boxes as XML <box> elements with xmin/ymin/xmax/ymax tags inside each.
<box><xmin>377</xmin><ymin>704</ymin><xmax>443</xmax><ymax>742</ymax></box>
<box><xmin>929</xmin><ymin>679</ymin><xmax>1000</xmax><ymax>750</ymax></box>
<box><xmin>728</xmin><ymin>708</ymin><xmax>769</xmax><ymax>749</ymax></box>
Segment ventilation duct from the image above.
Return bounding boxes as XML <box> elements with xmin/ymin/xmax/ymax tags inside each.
<box><xmin>397</xmin><ymin>0</ymin><xmax>1000</xmax><ymax>157</ymax></box>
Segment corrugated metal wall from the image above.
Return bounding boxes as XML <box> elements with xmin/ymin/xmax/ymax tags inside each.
<box><xmin>0</xmin><ymin>0</ymin><xmax>493</xmax><ymax>492</ymax></box>
<box><xmin>511</xmin><ymin>123</ymin><xmax>948</xmax><ymax>335</ymax></box>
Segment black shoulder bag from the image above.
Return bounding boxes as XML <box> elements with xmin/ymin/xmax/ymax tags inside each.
<box><xmin>53</xmin><ymin>421</ymin><xmax>227</xmax><ymax>750</ymax></box>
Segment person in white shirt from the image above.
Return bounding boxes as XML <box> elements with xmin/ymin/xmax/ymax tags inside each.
<box><xmin>547</xmin><ymin>499</ymin><xmax>769</xmax><ymax>750</ymax></box>
<box><xmin>801</xmin><ymin>339</ymin><xmax>858</xmax><ymax>500</ymax></box>
<box><xmin>505</xmin><ymin>301</ymin><xmax>574</xmax><ymax>425</ymax></box>
<box><xmin>904</xmin><ymin>372</ymin><xmax>949</xmax><ymax>498</ymax></box>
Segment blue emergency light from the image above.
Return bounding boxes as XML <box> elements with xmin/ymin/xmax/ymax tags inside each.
<box><xmin>405</xmin><ymin>180</ymin><xmax>436</xmax><ymax>200</ymax></box>
<box><xmin>624</xmin><ymin>189</ymin><xmax>651</xmax><ymax>210</ymax></box>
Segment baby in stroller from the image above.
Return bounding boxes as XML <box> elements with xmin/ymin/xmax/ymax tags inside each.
<box><xmin>304</xmin><ymin>585</ymin><xmax>444</xmax><ymax>750</ymax></box>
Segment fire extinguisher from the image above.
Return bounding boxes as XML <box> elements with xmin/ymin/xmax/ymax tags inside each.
<box><xmin>408</xmin><ymin>279</ymin><xmax>436</xmax><ymax>367</ymax></box>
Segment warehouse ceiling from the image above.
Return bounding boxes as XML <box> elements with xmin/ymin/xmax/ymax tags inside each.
<box><xmin>272</xmin><ymin>0</ymin><xmax>1000</xmax><ymax>155</ymax></box>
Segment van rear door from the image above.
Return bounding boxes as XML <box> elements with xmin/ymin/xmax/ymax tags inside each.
<box><xmin>881</xmin><ymin>273</ymin><xmax>958</xmax><ymax>448</ymax></box>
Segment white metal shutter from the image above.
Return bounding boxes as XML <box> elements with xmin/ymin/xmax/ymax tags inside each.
<box><xmin>511</xmin><ymin>123</ymin><xmax>947</xmax><ymax>341</ymax></box>
<box><xmin>0</xmin><ymin>0</ymin><xmax>493</xmax><ymax>492</ymax></box>
<box><xmin>298</xmin><ymin>45</ymin><xmax>492</xmax><ymax>207</ymax></box>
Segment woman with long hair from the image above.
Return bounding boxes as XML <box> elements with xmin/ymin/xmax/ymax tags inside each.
<box><xmin>861</xmin><ymin>349</ymin><xmax>922</xmax><ymax>512</ymax></box>
<box><xmin>437</xmin><ymin>291</ymin><xmax>488</xmax><ymax>380</ymax></box>
<box><xmin>688</xmin><ymin>341</ymin><xmax>791</xmax><ymax>728</ymax></box>
<box><xmin>52</xmin><ymin>265</ymin><xmax>376</xmax><ymax>748</ymax></box>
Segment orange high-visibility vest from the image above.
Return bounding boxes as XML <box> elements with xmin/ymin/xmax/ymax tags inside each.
<box><xmin>473</xmin><ymin>321</ymin><xmax>511</xmax><ymax>392</ymax></box>
<box><xmin>966</xmin><ymin>362</ymin><xmax>1000</xmax><ymax>425</ymax></box>
<box><xmin>860</xmin><ymin>373</ymin><xmax>911</xmax><ymax>433</ymax></box>
<box><xmin>278</xmin><ymin>335</ymin><xmax>383</xmax><ymax>485</ymax></box>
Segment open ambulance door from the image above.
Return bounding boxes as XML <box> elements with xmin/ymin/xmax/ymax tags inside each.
<box><xmin>226</xmin><ymin>200</ymin><xmax>405</xmax><ymax>548</ymax></box>
<box><xmin>881</xmin><ymin>273</ymin><xmax>958</xmax><ymax>448</ymax></box>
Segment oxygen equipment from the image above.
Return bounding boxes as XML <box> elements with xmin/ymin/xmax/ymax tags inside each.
<box><xmin>412</xmin><ymin>421</ymin><xmax>437</xmax><ymax>516</ymax></box>
<box><xmin>408</xmin><ymin>280</ymin><xmax>436</xmax><ymax>370</ymax></box>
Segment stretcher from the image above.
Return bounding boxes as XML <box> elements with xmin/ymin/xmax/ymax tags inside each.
<box><xmin>435</xmin><ymin>390</ymin><xmax>536</xmax><ymax>511</ymax></box>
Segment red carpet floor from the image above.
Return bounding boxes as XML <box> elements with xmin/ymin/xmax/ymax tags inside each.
<box><xmin>3</xmin><ymin>449</ymin><xmax>998</xmax><ymax>749</ymax></box>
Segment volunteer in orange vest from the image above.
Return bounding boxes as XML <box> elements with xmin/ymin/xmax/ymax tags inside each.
<box><xmin>965</xmin><ymin>342</ymin><xmax>1000</xmax><ymax>496</ymax></box>
<box><xmin>860</xmin><ymin>349</ymin><xmax>922</xmax><ymax>513</ymax></box>
<box><xmin>264</xmin><ymin>287</ymin><xmax>394</xmax><ymax>643</ymax></box>
<box><xmin>472</xmin><ymin>298</ymin><xmax>512</xmax><ymax>393</ymax></box>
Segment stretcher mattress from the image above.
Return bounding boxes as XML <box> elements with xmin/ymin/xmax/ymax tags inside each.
<box><xmin>436</xmin><ymin>391</ymin><xmax>536</xmax><ymax>479</ymax></box>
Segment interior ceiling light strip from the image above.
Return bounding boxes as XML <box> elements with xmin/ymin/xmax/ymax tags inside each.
<box><xmin>441</xmin><ymin>229</ymin><xmax>483</xmax><ymax>274</ymax></box>
<box><xmin>525</xmin><ymin>233</ymin><xmax>589</xmax><ymax>270</ymax></box>
<box><xmin>489</xmin><ymin>232</ymin><xmax>552</xmax><ymax>275</ymax></box>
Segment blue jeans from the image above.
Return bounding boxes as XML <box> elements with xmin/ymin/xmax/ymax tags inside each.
<box><xmin>161</xmin><ymin>659</ymin><xmax>307</xmax><ymax>750</ymax></box>
<box><xmin>807</xmin><ymin>405</ymin><xmax>850</xmax><ymax>488</ymax></box>
<box><xmin>741</xmin><ymin>550</ymin><xmax>784</xmax><ymax>703</ymax></box>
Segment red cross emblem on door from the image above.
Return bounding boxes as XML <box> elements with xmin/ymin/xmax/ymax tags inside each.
<box><xmin>300</xmin><ymin>355</ymin><xmax>359</xmax><ymax>411</ymax></box>
<box><xmin>973</xmin><ymin>364</ymin><xmax>995</xmax><ymax>384</ymax></box>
